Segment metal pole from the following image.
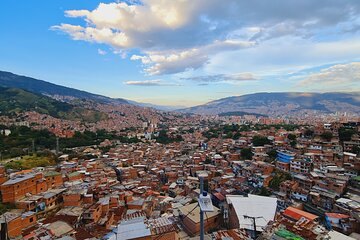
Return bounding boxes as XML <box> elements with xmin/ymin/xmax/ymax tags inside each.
<box><xmin>244</xmin><ymin>215</ymin><xmax>261</xmax><ymax>239</ymax></box>
<box><xmin>56</xmin><ymin>137</ymin><xmax>59</xmax><ymax>156</ymax></box>
<box><xmin>200</xmin><ymin>176</ymin><xmax>204</xmax><ymax>240</ymax></box>
<box><xmin>32</xmin><ymin>139</ymin><xmax>35</xmax><ymax>154</ymax></box>
<box><xmin>253</xmin><ymin>217</ymin><xmax>257</xmax><ymax>239</ymax></box>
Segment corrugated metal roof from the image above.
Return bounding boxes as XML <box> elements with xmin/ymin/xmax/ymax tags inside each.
<box><xmin>2</xmin><ymin>173</ymin><xmax>35</xmax><ymax>186</ymax></box>
<box><xmin>283</xmin><ymin>207</ymin><xmax>318</xmax><ymax>221</ymax></box>
<box><xmin>116</xmin><ymin>216</ymin><xmax>151</xmax><ymax>240</ymax></box>
<box><xmin>226</xmin><ymin>194</ymin><xmax>277</xmax><ymax>232</ymax></box>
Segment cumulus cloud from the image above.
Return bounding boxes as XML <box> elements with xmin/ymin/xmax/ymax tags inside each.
<box><xmin>130</xmin><ymin>40</ymin><xmax>255</xmax><ymax>75</ymax></box>
<box><xmin>52</xmin><ymin>0</ymin><xmax>360</xmax><ymax>75</ymax></box>
<box><xmin>124</xmin><ymin>79</ymin><xmax>181</xmax><ymax>86</ymax></box>
<box><xmin>299</xmin><ymin>62</ymin><xmax>360</xmax><ymax>86</ymax></box>
<box><xmin>182</xmin><ymin>72</ymin><xmax>258</xmax><ymax>84</ymax></box>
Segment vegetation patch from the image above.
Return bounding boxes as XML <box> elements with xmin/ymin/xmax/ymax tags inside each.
<box><xmin>4</xmin><ymin>154</ymin><xmax>56</xmax><ymax>170</ymax></box>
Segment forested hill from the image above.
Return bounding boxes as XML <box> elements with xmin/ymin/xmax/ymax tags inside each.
<box><xmin>0</xmin><ymin>86</ymin><xmax>107</xmax><ymax>122</ymax></box>
<box><xmin>0</xmin><ymin>70</ymin><xmax>128</xmax><ymax>104</ymax></box>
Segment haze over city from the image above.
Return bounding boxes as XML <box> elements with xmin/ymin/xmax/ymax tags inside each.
<box><xmin>0</xmin><ymin>1</ymin><xmax>360</xmax><ymax>240</ymax></box>
<box><xmin>1</xmin><ymin>0</ymin><xmax>360</xmax><ymax>106</ymax></box>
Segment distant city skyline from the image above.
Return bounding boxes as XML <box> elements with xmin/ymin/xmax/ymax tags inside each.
<box><xmin>1</xmin><ymin>0</ymin><xmax>360</xmax><ymax>106</ymax></box>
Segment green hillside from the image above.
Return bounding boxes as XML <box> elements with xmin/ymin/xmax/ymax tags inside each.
<box><xmin>0</xmin><ymin>86</ymin><xmax>107</xmax><ymax>122</ymax></box>
<box><xmin>0</xmin><ymin>70</ymin><xmax>128</xmax><ymax>104</ymax></box>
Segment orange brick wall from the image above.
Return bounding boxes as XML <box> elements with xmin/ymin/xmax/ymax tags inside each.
<box><xmin>36</xmin><ymin>181</ymin><xmax>48</xmax><ymax>193</ymax></box>
<box><xmin>1</xmin><ymin>172</ymin><xmax>62</xmax><ymax>203</ymax></box>
<box><xmin>63</xmin><ymin>194</ymin><xmax>82</xmax><ymax>207</ymax></box>
<box><xmin>46</xmin><ymin>175</ymin><xmax>63</xmax><ymax>189</ymax></box>
<box><xmin>1</xmin><ymin>178</ymin><xmax>37</xmax><ymax>203</ymax></box>
<box><xmin>7</xmin><ymin>214</ymin><xmax>37</xmax><ymax>238</ymax></box>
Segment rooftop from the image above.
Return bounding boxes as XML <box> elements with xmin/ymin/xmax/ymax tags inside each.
<box><xmin>179</xmin><ymin>202</ymin><xmax>220</xmax><ymax>224</ymax></box>
<box><xmin>283</xmin><ymin>207</ymin><xmax>318</xmax><ymax>221</ymax></box>
<box><xmin>226</xmin><ymin>194</ymin><xmax>277</xmax><ymax>231</ymax></box>
<box><xmin>2</xmin><ymin>173</ymin><xmax>35</xmax><ymax>186</ymax></box>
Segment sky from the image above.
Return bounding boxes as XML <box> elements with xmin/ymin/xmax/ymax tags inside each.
<box><xmin>0</xmin><ymin>0</ymin><xmax>360</xmax><ymax>107</ymax></box>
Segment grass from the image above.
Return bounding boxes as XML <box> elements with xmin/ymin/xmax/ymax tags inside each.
<box><xmin>4</xmin><ymin>155</ymin><xmax>56</xmax><ymax>170</ymax></box>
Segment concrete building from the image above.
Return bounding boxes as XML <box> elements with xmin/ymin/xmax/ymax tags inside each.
<box><xmin>179</xmin><ymin>202</ymin><xmax>221</xmax><ymax>237</ymax></box>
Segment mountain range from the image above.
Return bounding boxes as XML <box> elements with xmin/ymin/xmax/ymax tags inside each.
<box><xmin>1</xmin><ymin>70</ymin><xmax>359</xmax><ymax>116</ymax></box>
<box><xmin>0</xmin><ymin>71</ymin><xmax>186</xmax><ymax>111</ymax></box>
<box><xmin>181</xmin><ymin>92</ymin><xmax>360</xmax><ymax>116</ymax></box>
<box><xmin>0</xmin><ymin>70</ymin><xmax>128</xmax><ymax>105</ymax></box>
<box><xmin>0</xmin><ymin>86</ymin><xmax>107</xmax><ymax>122</ymax></box>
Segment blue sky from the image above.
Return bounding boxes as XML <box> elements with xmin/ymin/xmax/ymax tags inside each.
<box><xmin>1</xmin><ymin>0</ymin><xmax>360</xmax><ymax>106</ymax></box>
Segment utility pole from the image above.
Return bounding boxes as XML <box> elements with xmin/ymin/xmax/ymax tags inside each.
<box><xmin>199</xmin><ymin>176</ymin><xmax>204</xmax><ymax>240</ymax></box>
<box><xmin>32</xmin><ymin>139</ymin><xmax>35</xmax><ymax>154</ymax></box>
<box><xmin>198</xmin><ymin>174</ymin><xmax>213</xmax><ymax>240</ymax></box>
<box><xmin>243</xmin><ymin>215</ymin><xmax>262</xmax><ymax>239</ymax></box>
<box><xmin>2</xmin><ymin>214</ymin><xmax>9</xmax><ymax>240</ymax></box>
<box><xmin>56</xmin><ymin>137</ymin><xmax>59</xmax><ymax>156</ymax></box>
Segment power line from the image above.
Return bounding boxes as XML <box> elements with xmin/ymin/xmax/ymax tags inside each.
<box><xmin>184</xmin><ymin>203</ymin><xmax>199</xmax><ymax>219</ymax></box>
<box><xmin>243</xmin><ymin>215</ymin><xmax>263</xmax><ymax>239</ymax></box>
<box><xmin>154</xmin><ymin>204</ymin><xmax>199</xmax><ymax>240</ymax></box>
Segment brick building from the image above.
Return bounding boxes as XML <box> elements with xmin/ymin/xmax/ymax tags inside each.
<box><xmin>0</xmin><ymin>173</ymin><xmax>42</xmax><ymax>203</ymax></box>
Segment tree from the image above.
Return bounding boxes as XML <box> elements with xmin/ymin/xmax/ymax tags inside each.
<box><xmin>225</xmin><ymin>132</ymin><xmax>233</xmax><ymax>139</ymax></box>
<box><xmin>287</xmin><ymin>134</ymin><xmax>297</xmax><ymax>141</ymax></box>
<box><xmin>321</xmin><ymin>131</ymin><xmax>333</xmax><ymax>142</ymax></box>
<box><xmin>232</xmin><ymin>132</ymin><xmax>241</xmax><ymax>140</ymax></box>
<box><xmin>0</xmin><ymin>203</ymin><xmax>15</xmax><ymax>215</ymax></box>
<box><xmin>338</xmin><ymin>127</ymin><xmax>355</xmax><ymax>142</ymax></box>
<box><xmin>269</xmin><ymin>171</ymin><xmax>292</xmax><ymax>191</ymax></box>
<box><xmin>267</xmin><ymin>149</ymin><xmax>278</xmax><ymax>161</ymax></box>
<box><xmin>156</xmin><ymin>130</ymin><xmax>182</xmax><ymax>144</ymax></box>
<box><xmin>252</xmin><ymin>135</ymin><xmax>271</xmax><ymax>146</ymax></box>
<box><xmin>241</xmin><ymin>148</ymin><xmax>253</xmax><ymax>160</ymax></box>
<box><xmin>259</xmin><ymin>187</ymin><xmax>271</xmax><ymax>196</ymax></box>
<box><xmin>304</xmin><ymin>129</ymin><xmax>314</xmax><ymax>138</ymax></box>
<box><xmin>352</xmin><ymin>145</ymin><xmax>360</xmax><ymax>155</ymax></box>
<box><xmin>204</xmin><ymin>157</ymin><xmax>212</xmax><ymax>164</ymax></box>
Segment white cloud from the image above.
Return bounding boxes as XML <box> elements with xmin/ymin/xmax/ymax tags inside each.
<box><xmin>181</xmin><ymin>72</ymin><xmax>259</xmax><ymax>84</ymax></box>
<box><xmin>124</xmin><ymin>79</ymin><xmax>181</xmax><ymax>86</ymax></box>
<box><xmin>206</xmin><ymin>37</ymin><xmax>360</xmax><ymax>76</ymax></box>
<box><xmin>130</xmin><ymin>40</ymin><xmax>255</xmax><ymax>75</ymax></box>
<box><xmin>52</xmin><ymin>0</ymin><xmax>360</xmax><ymax>75</ymax></box>
<box><xmin>299</xmin><ymin>62</ymin><xmax>360</xmax><ymax>86</ymax></box>
<box><xmin>98</xmin><ymin>49</ymin><xmax>107</xmax><ymax>55</ymax></box>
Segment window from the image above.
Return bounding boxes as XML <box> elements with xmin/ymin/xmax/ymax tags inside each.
<box><xmin>29</xmin><ymin>217</ymin><xmax>34</xmax><ymax>222</ymax></box>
